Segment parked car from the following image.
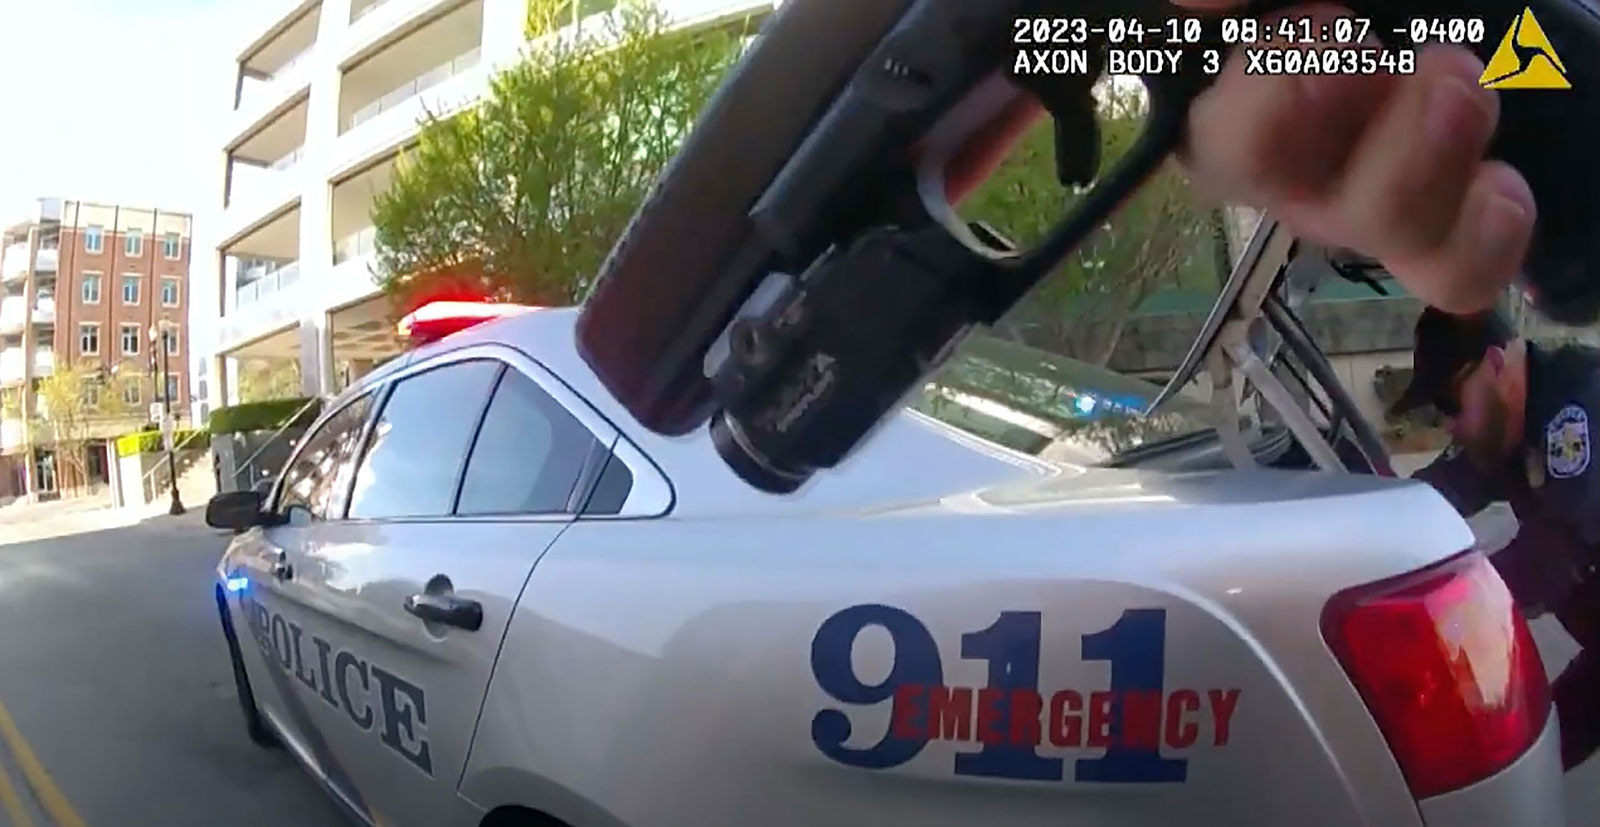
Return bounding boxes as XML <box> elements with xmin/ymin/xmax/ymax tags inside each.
<box><xmin>207</xmin><ymin>218</ymin><xmax>1563</xmax><ymax>827</ymax></box>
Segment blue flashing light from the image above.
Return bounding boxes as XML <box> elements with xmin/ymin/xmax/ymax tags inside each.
<box><xmin>225</xmin><ymin>576</ymin><xmax>250</xmax><ymax>594</ymax></box>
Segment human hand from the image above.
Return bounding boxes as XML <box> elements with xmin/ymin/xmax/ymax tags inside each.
<box><xmin>944</xmin><ymin>2</ymin><xmax>1534</xmax><ymax>315</ymax></box>
<box><xmin>1180</xmin><ymin>1</ymin><xmax>1532</xmax><ymax>314</ymax></box>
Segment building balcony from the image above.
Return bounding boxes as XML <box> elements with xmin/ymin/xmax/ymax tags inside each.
<box><xmin>236</xmin><ymin>262</ymin><xmax>303</xmax><ymax>308</ymax></box>
<box><xmin>0</xmin><ymin>347</ymin><xmax>48</xmax><ymax>385</ymax></box>
<box><xmin>346</xmin><ymin>47</ymin><xmax>482</xmax><ymax>132</ymax></box>
<box><xmin>0</xmin><ymin>302</ymin><xmax>25</xmax><ymax>334</ymax></box>
<box><xmin>1</xmin><ymin>418</ymin><xmax>24</xmax><ymax>453</ymax></box>
<box><xmin>269</xmin><ymin>145</ymin><xmax>305</xmax><ymax>172</ymax></box>
<box><xmin>333</xmin><ymin>227</ymin><xmax>378</xmax><ymax>266</ymax></box>
<box><xmin>221</xmin><ymin>178</ymin><xmax>300</xmax><ymax>247</ymax></box>
<box><xmin>350</xmin><ymin>0</ymin><xmax>395</xmax><ymax>23</ymax></box>
<box><xmin>0</xmin><ymin>348</ymin><xmax>22</xmax><ymax>385</ymax></box>
<box><xmin>33</xmin><ymin>247</ymin><xmax>57</xmax><ymax>273</ymax></box>
<box><xmin>31</xmin><ymin>298</ymin><xmax>55</xmax><ymax>325</ymax></box>
<box><xmin>1</xmin><ymin>244</ymin><xmax>28</xmax><ymax>281</ymax></box>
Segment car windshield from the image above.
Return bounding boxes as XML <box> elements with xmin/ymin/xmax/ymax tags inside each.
<box><xmin>912</xmin><ymin>332</ymin><xmax>1220</xmax><ymax>465</ymax></box>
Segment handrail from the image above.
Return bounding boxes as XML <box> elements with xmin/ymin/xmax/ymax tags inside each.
<box><xmin>138</xmin><ymin>424</ymin><xmax>211</xmax><ymax>489</ymax></box>
<box><xmin>236</xmin><ymin>395</ymin><xmax>324</xmax><ymax>471</ymax></box>
<box><xmin>134</xmin><ymin>394</ymin><xmax>325</xmax><ymax>499</ymax></box>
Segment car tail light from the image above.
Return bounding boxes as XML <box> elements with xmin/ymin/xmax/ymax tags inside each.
<box><xmin>1321</xmin><ymin>551</ymin><xmax>1550</xmax><ymax>799</ymax></box>
<box><xmin>397</xmin><ymin>300</ymin><xmax>538</xmax><ymax>346</ymax></box>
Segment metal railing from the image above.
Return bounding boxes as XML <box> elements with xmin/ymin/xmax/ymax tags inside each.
<box><xmin>346</xmin><ymin>47</ymin><xmax>482</xmax><ymax>130</ymax></box>
<box><xmin>333</xmin><ymin>227</ymin><xmax>378</xmax><ymax>265</ymax></box>
<box><xmin>269</xmin><ymin>146</ymin><xmax>305</xmax><ymax>171</ymax></box>
<box><xmin>351</xmin><ymin>0</ymin><xmax>393</xmax><ymax>23</ymax></box>
<box><xmin>138</xmin><ymin>426</ymin><xmax>211</xmax><ymax>497</ymax></box>
<box><xmin>235</xmin><ymin>262</ymin><xmax>302</xmax><ymax>308</ymax></box>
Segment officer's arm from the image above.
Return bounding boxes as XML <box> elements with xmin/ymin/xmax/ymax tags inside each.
<box><xmin>1410</xmin><ymin>445</ymin><xmax>1498</xmax><ymax>518</ymax></box>
<box><xmin>1543</xmin><ymin>395</ymin><xmax>1600</xmax><ymax>548</ymax></box>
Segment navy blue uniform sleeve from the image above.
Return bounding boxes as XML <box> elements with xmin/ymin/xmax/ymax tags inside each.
<box><xmin>1539</xmin><ymin>377</ymin><xmax>1600</xmax><ymax>548</ymax></box>
<box><xmin>1411</xmin><ymin>444</ymin><xmax>1498</xmax><ymax>518</ymax></box>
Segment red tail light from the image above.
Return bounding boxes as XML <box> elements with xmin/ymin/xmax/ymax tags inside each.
<box><xmin>1321</xmin><ymin>551</ymin><xmax>1550</xmax><ymax>799</ymax></box>
<box><xmin>397</xmin><ymin>301</ymin><xmax>538</xmax><ymax>346</ymax></box>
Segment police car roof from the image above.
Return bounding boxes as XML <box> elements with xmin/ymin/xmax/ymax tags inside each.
<box><xmin>339</xmin><ymin>304</ymin><xmax>592</xmax><ymax>405</ymax></box>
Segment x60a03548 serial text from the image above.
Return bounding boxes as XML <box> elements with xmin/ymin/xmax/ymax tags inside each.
<box><xmin>1008</xmin><ymin>45</ymin><xmax>1417</xmax><ymax>77</ymax></box>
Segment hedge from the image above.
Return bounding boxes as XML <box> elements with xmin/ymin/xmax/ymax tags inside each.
<box><xmin>208</xmin><ymin>397</ymin><xmax>323</xmax><ymax>436</ymax></box>
<box><xmin>115</xmin><ymin>428</ymin><xmax>211</xmax><ymax>458</ymax></box>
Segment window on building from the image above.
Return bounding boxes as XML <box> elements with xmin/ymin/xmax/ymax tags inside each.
<box><xmin>165</xmin><ymin>375</ymin><xmax>179</xmax><ymax>401</ymax></box>
<box><xmin>162</xmin><ymin>232</ymin><xmax>181</xmax><ymax>260</ymax></box>
<box><xmin>81</xmin><ymin>381</ymin><xmax>100</xmax><ymax>409</ymax></box>
<box><xmin>121</xmin><ymin>379</ymin><xmax>141</xmax><ymax>407</ymax></box>
<box><xmin>84</xmin><ymin>225</ymin><xmax>103</xmax><ymax>253</ymax></box>
<box><xmin>120</xmin><ymin>324</ymin><xmax>140</xmax><ymax>356</ymax></box>
<box><xmin>161</xmin><ymin>328</ymin><xmax>179</xmax><ymax>356</ymax></box>
<box><xmin>81</xmin><ymin>273</ymin><xmax>101</xmax><ymax>304</ymax></box>
<box><xmin>122</xmin><ymin>275</ymin><xmax>139</xmax><ymax>305</ymax></box>
<box><xmin>160</xmin><ymin>277</ymin><xmax>180</xmax><ymax>306</ymax></box>
<box><xmin>79</xmin><ymin>324</ymin><xmax>99</xmax><ymax>356</ymax></box>
<box><xmin>125</xmin><ymin>228</ymin><xmax>143</xmax><ymax>257</ymax></box>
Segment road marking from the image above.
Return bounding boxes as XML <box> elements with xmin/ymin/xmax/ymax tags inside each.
<box><xmin>0</xmin><ymin>758</ymin><xmax>36</xmax><ymax>827</ymax></box>
<box><xmin>0</xmin><ymin>696</ymin><xmax>84</xmax><ymax>827</ymax></box>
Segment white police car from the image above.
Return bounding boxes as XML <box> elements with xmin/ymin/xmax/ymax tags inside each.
<box><xmin>208</xmin><ymin>218</ymin><xmax>1565</xmax><ymax>827</ymax></box>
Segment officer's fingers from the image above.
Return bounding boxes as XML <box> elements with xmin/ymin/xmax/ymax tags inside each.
<box><xmin>1376</xmin><ymin>161</ymin><xmax>1535</xmax><ymax>314</ymax></box>
<box><xmin>1180</xmin><ymin>5</ymin><xmax>1395</xmax><ymax>206</ymax></box>
<box><xmin>1322</xmin><ymin>47</ymin><xmax>1501</xmax><ymax>265</ymax></box>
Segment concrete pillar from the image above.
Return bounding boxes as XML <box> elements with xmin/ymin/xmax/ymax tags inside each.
<box><xmin>297</xmin><ymin>315</ymin><xmax>335</xmax><ymax>397</ymax></box>
<box><xmin>481</xmin><ymin>0</ymin><xmax>529</xmax><ymax>71</ymax></box>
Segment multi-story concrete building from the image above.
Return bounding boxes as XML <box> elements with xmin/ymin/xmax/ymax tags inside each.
<box><xmin>0</xmin><ymin>198</ymin><xmax>193</xmax><ymax>499</ymax></box>
<box><xmin>193</xmin><ymin>0</ymin><xmax>777</xmax><ymax>415</ymax></box>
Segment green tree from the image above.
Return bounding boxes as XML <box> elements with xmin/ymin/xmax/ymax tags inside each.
<box><xmin>237</xmin><ymin>358</ymin><xmax>302</xmax><ymax>403</ymax></box>
<box><xmin>371</xmin><ymin>0</ymin><xmax>755</xmax><ymax>313</ymax></box>
<box><xmin>960</xmin><ymin>79</ymin><xmax>1217</xmax><ymax>366</ymax></box>
<box><xmin>32</xmin><ymin>363</ymin><xmax>111</xmax><ymax>493</ymax></box>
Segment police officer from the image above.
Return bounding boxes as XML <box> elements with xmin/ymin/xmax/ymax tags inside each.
<box><xmin>1391</xmin><ymin>305</ymin><xmax>1600</xmax><ymax>771</ymax></box>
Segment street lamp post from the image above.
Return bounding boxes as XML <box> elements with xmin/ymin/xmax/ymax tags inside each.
<box><xmin>149</xmin><ymin>323</ymin><xmax>185</xmax><ymax>515</ymax></box>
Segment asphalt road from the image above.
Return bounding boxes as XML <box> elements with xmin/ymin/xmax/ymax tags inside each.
<box><xmin>0</xmin><ymin>511</ymin><xmax>346</xmax><ymax>827</ymax></box>
<box><xmin>0</xmin><ymin>507</ymin><xmax>1590</xmax><ymax>826</ymax></box>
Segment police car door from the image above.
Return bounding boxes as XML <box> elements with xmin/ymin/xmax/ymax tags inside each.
<box><xmin>283</xmin><ymin>346</ymin><xmax>608</xmax><ymax>826</ymax></box>
<box><xmin>233</xmin><ymin>391</ymin><xmax>379</xmax><ymax>787</ymax></box>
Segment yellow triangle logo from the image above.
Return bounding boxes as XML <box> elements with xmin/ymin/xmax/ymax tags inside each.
<box><xmin>1480</xmin><ymin>7</ymin><xmax>1571</xmax><ymax>89</ymax></box>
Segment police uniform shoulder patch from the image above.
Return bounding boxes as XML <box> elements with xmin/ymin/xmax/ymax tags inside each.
<box><xmin>1546</xmin><ymin>403</ymin><xmax>1591</xmax><ymax>479</ymax></box>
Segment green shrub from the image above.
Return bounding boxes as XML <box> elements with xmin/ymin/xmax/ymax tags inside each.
<box><xmin>208</xmin><ymin>397</ymin><xmax>323</xmax><ymax>435</ymax></box>
<box><xmin>115</xmin><ymin>428</ymin><xmax>211</xmax><ymax>458</ymax></box>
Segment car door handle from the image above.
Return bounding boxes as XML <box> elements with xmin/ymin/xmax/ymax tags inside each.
<box><xmin>403</xmin><ymin>593</ymin><xmax>483</xmax><ymax>632</ymax></box>
<box><xmin>270</xmin><ymin>549</ymin><xmax>292</xmax><ymax>581</ymax></box>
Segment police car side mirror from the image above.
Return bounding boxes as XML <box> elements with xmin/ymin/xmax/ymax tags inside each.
<box><xmin>206</xmin><ymin>490</ymin><xmax>268</xmax><ymax>533</ymax></box>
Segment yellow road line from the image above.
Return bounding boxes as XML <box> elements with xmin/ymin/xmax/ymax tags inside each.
<box><xmin>0</xmin><ymin>757</ymin><xmax>36</xmax><ymax>827</ymax></box>
<box><xmin>0</xmin><ymin>696</ymin><xmax>84</xmax><ymax>827</ymax></box>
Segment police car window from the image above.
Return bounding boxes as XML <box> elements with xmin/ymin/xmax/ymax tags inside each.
<box><xmin>276</xmin><ymin>394</ymin><xmax>375</xmax><ymax>520</ymax></box>
<box><xmin>347</xmin><ymin>359</ymin><xmax>503</xmax><ymax>520</ymax></box>
<box><xmin>581</xmin><ymin>451</ymin><xmax>633</xmax><ymax>516</ymax></box>
<box><xmin>456</xmin><ymin>368</ymin><xmax>596</xmax><ymax>516</ymax></box>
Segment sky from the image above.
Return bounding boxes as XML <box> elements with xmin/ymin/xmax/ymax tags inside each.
<box><xmin>0</xmin><ymin>0</ymin><xmax>253</xmax><ymax>222</ymax></box>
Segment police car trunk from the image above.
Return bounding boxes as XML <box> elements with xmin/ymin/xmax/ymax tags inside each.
<box><xmin>889</xmin><ymin>215</ymin><xmax>1565</xmax><ymax>827</ymax></box>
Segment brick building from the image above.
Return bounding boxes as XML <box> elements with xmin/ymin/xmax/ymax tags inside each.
<box><xmin>0</xmin><ymin>197</ymin><xmax>193</xmax><ymax>501</ymax></box>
